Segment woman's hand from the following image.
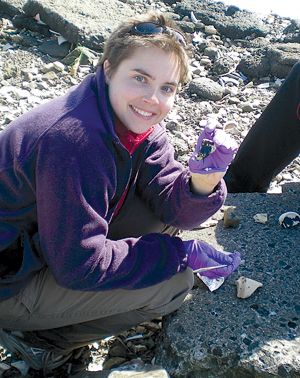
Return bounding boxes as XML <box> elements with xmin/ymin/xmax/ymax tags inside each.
<box><xmin>188</xmin><ymin>117</ymin><xmax>238</xmax><ymax>195</ymax></box>
<box><xmin>184</xmin><ymin>240</ymin><xmax>241</xmax><ymax>279</ymax></box>
<box><xmin>190</xmin><ymin>171</ymin><xmax>225</xmax><ymax>196</ymax></box>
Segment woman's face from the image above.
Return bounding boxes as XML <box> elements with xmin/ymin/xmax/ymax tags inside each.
<box><xmin>104</xmin><ymin>46</ymin><xmax>180</xmax><ymax>134</ymax></box>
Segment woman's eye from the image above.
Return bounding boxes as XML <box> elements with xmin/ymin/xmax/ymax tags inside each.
<box><xmin>162</xmin><ymin>86</ymin><xmax>174</xmax><ymax>93</ymax></box>
<box><xmin>135</xmin><ymin>75</ymin><xmax>146</xmax><ymax>83</ymax></box>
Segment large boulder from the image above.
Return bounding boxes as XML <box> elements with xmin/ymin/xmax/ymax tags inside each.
<box><xmin>238</xmin><ymin>43</ymin><xmax>300</xmax><ymax>79</ymax></box>
<box><xmin>189</xmin><ymin>77</ymin><xmax>224</xmax><ymax>101</ymax></box>
<box><xmin>0</xmin><ymin>0</ymin><xmax>135</xmax><ymax>50</ymax></box>
<box><xmin>172</xmin><ymin>0</ymin><xmax>270</xmax><ymax>39</ymax></box>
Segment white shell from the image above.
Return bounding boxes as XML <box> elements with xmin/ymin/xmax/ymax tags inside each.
<box><xmin>253</xmin><ymin>213</ymin><xmax>268</xmax><ymax>224</ymax></box>
<box><xmin>278</xmin><ymin>211</ymin><xmax>300</xmax><ymax>228</ymax></box>
<box><xmin>190</xmin><ymin>11</ymin><xmax>198</xmax><ymax>24</ymax></box>
<box><xmin>235</xmin><ymin>276</ymin><xmax>263</xmax><ymax>299</ymax></box>
<box><xmin>223</xmin><ymin>121</ymin><xmax>240</xmax><ymax>135</ymax></box>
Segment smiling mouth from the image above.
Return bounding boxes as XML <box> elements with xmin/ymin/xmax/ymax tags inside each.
<box><xmin>132</xmin><ymin>106</ymin><xmax>154</xmax><ymax>117</ymax></box>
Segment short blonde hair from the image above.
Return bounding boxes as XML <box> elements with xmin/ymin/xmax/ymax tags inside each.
<box><xmin>97</xmin><ymin>11</ymin><xmax>191</xmax><ymax>85</ymax></box>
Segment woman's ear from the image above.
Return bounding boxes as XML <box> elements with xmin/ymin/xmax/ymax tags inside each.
<box><xmin>103</xmin><ymin>60</ymin><xmax>111</xmax><ymax>84</ymax></box>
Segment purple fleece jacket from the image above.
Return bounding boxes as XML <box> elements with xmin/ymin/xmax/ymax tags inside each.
<box><xmin>0</xmin><ymin>68</ymin><xmax>227</xmax><ymax>300</ymax></box>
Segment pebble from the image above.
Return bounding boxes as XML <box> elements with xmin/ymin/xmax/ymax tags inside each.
<box><xmin>223</xmin><ymin>206</ymin><xmax>241</xmax><ymax>228</ymax></box>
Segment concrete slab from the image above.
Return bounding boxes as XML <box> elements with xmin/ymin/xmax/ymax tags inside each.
<box><xmin>0</xmin><ymin>0</ymin><xmax>134</xmax><ymax>50</ymax></box>
<box><xmin>156</xmin><ymin>183</ymin><xmax>300</xmax><ymax>377</ymax></box>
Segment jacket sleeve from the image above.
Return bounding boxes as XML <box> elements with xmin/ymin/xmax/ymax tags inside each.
<box><xmin>136</xmin><ymin>130</ymin><xmax>227</xmax><ymax>230</ymax></box>
<box><xmin>35</xmin><ymin>122</ymin><xmax>189</xmax><ymax>292</ymax></box>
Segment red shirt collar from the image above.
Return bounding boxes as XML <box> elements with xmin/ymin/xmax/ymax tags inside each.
<box><xmin>114</xmin><ymin>113</ymin><xmax>154</xmax><ymax>154</ymax></box>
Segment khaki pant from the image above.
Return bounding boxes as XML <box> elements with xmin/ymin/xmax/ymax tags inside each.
<box><xmin>0</xmin><ymin>194</ymin><xmax>193</xmax><ymax>353</ymax></box>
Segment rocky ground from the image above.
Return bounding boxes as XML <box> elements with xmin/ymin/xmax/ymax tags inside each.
<box><xmin>0</xmin><ymin>0</ymin><xmax>300</xmax><ymax>376</ymax></box>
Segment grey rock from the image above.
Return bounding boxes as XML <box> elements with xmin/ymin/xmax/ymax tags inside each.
<box><xmin>283</xmin><ymin>32</ymin><xmax>300</xmax><ymax>44</ymax></box>
<box><xmin>169</xmin><ymin>136</ymin><xmax>189</xmax><ymax>158</ymax></box>
<box><xmin>238</xmin><ymin>43</ymin><xmax>300</xmax><ymax>79</ymax></box>
<box><xmin>42</xmin><ymin>70</ymin><xmax>57</xmax><ymax>80</ymax></box>
<box><xmin>212</xmin><ymin>55</ymin><xmax>236</xmax><ymax>75</ymax></box>
<box><xmin>0</xmin><ymin>0</ymin><xmax>26</xmax><ymax>15</ymax></box>
<box><xmin>18</xmin><ymin>34</ymin><xmax>42</xmax><ymax>47</ymax></box>
<box><xmin>248</xmin><ymin>37</ymin><xmax>271</xmax><ymax>49</ymax></box>
<box><xmin>203</xmin><ymin>46</ymin><xmax>223</xmax><ymax>60</ymax></box>
<box><xmin>204</xmin><ymin>25</ymin><xmax>218</xmax><ymax>35</ymax></box>
<box><xmin>103</xmin><ymin>357</ymin><xmax>127</xmax><ymax>370</ymax></box>
<box><xmin>240</xmin><ymin>102</ymin><xmax>255</xmax><ymax>112</ymax></box>
<box><xmin>38</xmin><ymin>39</ymin><xmax>71</xmax><ymax>58</ymax></box>
<box><xmin>73</xmin><ymin>359</ymin><xmax>170</xmax><ymax>377</ymax></box>
<box><xmin>266</xmin><ymin>43</ymin><xmax>300</xmax><ymax>78</ymax></box>
<box><xmin>3</xmin><ymin>61</ymin><xmax>21</xmax><ymax>79</ymax></box>
<box><xmin>283</xmin><ymin>20</ymin><xmax>300</xmax><ymax>43</ymax></box>
<box><xmin>22</xmin><ymin>0</ymin><xmax>134</xmax><ymax>50</ymax></box>
<box><xmin>237</xmin><ymin>53</ymin><xmax>272</xmax><ymax>79</ymax></box>
<box><xmin>189</xmin><ymin>77</ymin><xmax>224</xmax><ymax>101</ymax></box>
<box><xmin>10</xmin><ymin>34</ymin><xmax>24</xmax><ymax>44</ymax></box>
<box><xmin>196</xmin><ymin>40</ymin><xmax>213</xmax><ymax>52</ymax></box>
<box><xmin>23</xmin><ymin>72</ymin><xmax>34</xmax><ymax>81</ymax></box>
<box><xmin>176</xmin><ymin>20</ymin><xmax>195</xmax><ymax>34</ymax></box>
<box><xmin>174</xmin><ymin>0</ymin><xmax>270</xmax><ymax>39</ymax></box>
<box><xmin>156</xmin><ymin>184</ymin><xmax>300</xmax><ymax>377</ymax></box>
<box><xmin>197</xmin><ymin>101</ymin><xmax>213</xmax><ymax>114</ymax></box>
<box><xmin>166</xmin><ymin>121</ymin><xmax>180</xmax><ymax>132</ymax></box>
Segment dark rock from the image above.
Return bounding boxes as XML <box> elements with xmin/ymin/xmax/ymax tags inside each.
<box><xmin>156</xmin><ymin>184</ymin><xmax>300</xmax><ymax>377</ymax></box>
<box><xmin>283</xmin><ymin>32</ymin><xmax>300</xmax><ymax>43</ymax></box>
<box><xmin>38</xmin><ymin>39</ymin><xmax>71</xmax><ymax>58</ymax></box>
<box><xmin>174</xmin><ymin>0</ymin><xmax>270</xmax><ymax>39</ymax></box>
<box><xmin>12</xmin><ymin>14</ymin><xmax>51</xmax><ymax>36</ymax></box>
<box><xmin>0</xmin><ymin>0</ymin><xmax>26</xmax><ymax>16</ymax></box>
<box><xmin>212</xmin><ymin>55</ymin><xmax>236</xmax><ymax>75</ymax></box>
<box><xmin>225</xmin><ymin>5</ymin><xmax>241</xmax><ymax>17</ymax></box>
<box><xmin>283</xmin><ymin>20</ymin><xmax>300</xmax><ymax>43</ymax></box>
<box><xmin>18</xmin><ymin>34</ymin><xmax>42</xmax><ymax>47</ymax></box>
<box><xmin>162</xmin><ymin>0</ymin><xmax>177</xmax><ymax>5</ymax></box>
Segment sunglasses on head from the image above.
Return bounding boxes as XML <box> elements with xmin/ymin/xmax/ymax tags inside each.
<box><xmin>127</xmin><ymin>22</ymin><xmax>187</xmax><ymax>48</ymax></box>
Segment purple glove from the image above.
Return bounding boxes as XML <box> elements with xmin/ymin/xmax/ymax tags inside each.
<box><xmin>183</xmin><ymin>240</ymin><xmax>241</xmax><ymax>279</ymax></box>
<box><xmin>189</xmin><ymin>118</ymin><xmax>238</xmax><ymax>174</ymax></box>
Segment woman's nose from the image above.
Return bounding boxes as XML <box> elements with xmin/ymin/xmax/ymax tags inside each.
<box><xmin>142</xmin><ymin>88</ymin><xmax>159</xmax><ymax>104</ymax></box>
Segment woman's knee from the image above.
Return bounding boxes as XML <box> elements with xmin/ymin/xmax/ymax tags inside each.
<box><xmin>142</xmin><ymin>268</ymin><xmax>194</xmax><ymax>319</ymax></box>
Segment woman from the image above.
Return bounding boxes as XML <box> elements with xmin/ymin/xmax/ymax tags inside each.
<box><xmin>0</xmin><ymin>11</ymin><xmax>240</xmax><ymax>373</ymax></box>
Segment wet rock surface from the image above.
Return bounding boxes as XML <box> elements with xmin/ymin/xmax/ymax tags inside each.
<box><xmin>0</xmin><ymin>0</ymin><xmax>300</xmax><ymax>376</ymax></box>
